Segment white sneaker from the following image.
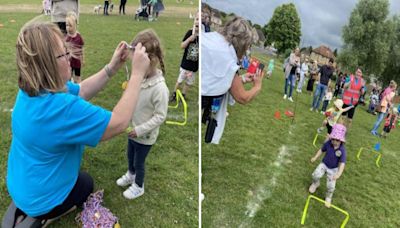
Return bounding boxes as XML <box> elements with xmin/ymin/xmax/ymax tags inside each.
<box><xmin>310</xmin><ymin>108</ymin><xmax>314</xmax><ymax>112</ymax></box>
<box><xmin>325</xmin><ymin>197</ymin><xmax>332</xmax><ymax>208</ymax></box>
<box><xmin>116</xmin><ymin>171</ymin><xmax>135</xmax><ymax>187</ymax></box>
<box><xmin>320</xmin><ymin>111</ymin><xmax>325</xmax><ymax>114</ymax></box>
<box><xmin>288</xmin><ymin>97</ymin><xmax>294</xmax><ymax>102</ymax></box>
<box><xmin>123</xmin><ymin>183</ymin><xmax>144</xmax><ymax>199</ymax></box>
<box><xmin>283</xmin><ymin>94</ymin><xmax>287</xmax><ymax>100</ymax></box>
<box><xmin>308</xmin><ymin>182</ymin><xmax>320</xmax><ymax>193</ymax></box>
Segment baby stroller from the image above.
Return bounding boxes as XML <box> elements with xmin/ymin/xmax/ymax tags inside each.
<box><xmin>134</xmin><ymin>4</ymin><xmax>149</xmax><ymax>21</ymax></box>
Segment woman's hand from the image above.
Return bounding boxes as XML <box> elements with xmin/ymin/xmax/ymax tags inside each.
<box><xmin>252</xmin><ymin>68</ymin><xmax>264</xmax><ymax>88</ymax></box>
<box><xmin>108</xmin><ymin>41</ymin><xmax>130</xmax><ymax>75</ymax></box>
<box><xmin>130</xmin><ymin>42</ymin><xmax>150</xmax><ymax>79</ymax></box>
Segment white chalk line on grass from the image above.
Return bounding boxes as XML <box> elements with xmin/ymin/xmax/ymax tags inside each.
<box><xmin>239</xmin><ymin>145</ymin><xmax>294</xmax><ymax>227</ymax></box>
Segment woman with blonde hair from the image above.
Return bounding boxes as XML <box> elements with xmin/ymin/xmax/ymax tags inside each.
<box><xmin>201</xmin><ymin>16</ymin><xmax>264</xmax><ymax>144</ymax></box>
<box><xmin>5</xmin><ymin>20</ymin><xmax>150</xmax><ymax>225</ymax></box>
<box><xmin>371</xmin><ymin>80</ymin><xmax>397</xmax><ymax>135</ymax></box>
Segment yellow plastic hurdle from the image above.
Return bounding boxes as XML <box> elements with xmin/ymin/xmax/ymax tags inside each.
<box><xmin>312</xmin><ymin>133</ymin><xmax>325</xmax><ymax>148</ymax></box>
<box><xmin>356</xmin><ymin>147</ymin><xmax>382</xmax><ymax>168</ymax></box>
<box><xmin>301</xmin><ymin>194</ymin><xmax>350</xmax><ymax>227</ymax></box>
<box><xmin>166</xmin><ymin>89</ymin><xmax>187</xmax><ymax>126</ymax></box>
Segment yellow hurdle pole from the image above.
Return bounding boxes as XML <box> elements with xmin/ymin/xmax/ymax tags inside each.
<box><xmin>356</xmin><ymin>147</ymin><xmax>363</xmax><ymax>160</ymax></box>
<box><xmin>300</xmin><ymin>194</ymin><xmax>312</xmax><ymax>224</ymax></box>
<box><xmin>373</xmin><ymin>152</ymin><xmax>382</xmax><ymax>168</ymax></box>
<box><xmin>313</xmin><ymin>133</ymin><xmax>319</xmax><ymax>148</ymax></box>
<box><xmin>166</xmin><ymin>90</ymin><xmax>188</xmax><ymax>126</ymax></box>
<box><xmin>301</xmin><ymin>195</ymin><xmax>350</xmax><ymax>227</ymax></box>
<box><xmin>168</xmin><ymin>89</ymin><xmax>180</xmax><ymax>109</ymax></box>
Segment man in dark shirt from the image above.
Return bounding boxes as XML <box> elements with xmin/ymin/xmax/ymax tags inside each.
<box><xmin>310</xmin><ymin>58</ymin><xmax>334</xmax><ymax>112</ymax></box>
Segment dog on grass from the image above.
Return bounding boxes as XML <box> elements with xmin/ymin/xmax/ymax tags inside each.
<box><xmin>94</xmin><ymin>5</ymin><xmax>103</xmax><ymax>14</ymax></box>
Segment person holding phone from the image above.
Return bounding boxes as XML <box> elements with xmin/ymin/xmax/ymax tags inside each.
<box><xmin>201</xmin><ymin>16</ymin><xmax>264</xmax><ymax>144</ymax></box>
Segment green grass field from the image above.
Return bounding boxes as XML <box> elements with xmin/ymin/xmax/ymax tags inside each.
<box><xmin>202</xmin><ymin>52</ymin><xmax>400</xmax><ymax>227</ymax></box>
<box><xmin>0</xmin><ymin>1</ymin><xmax>199</xmax><ymax>227</ymax></box>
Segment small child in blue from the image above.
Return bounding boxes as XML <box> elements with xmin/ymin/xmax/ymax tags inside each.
<box><xmin>309</xmin><ymin>124</ymin><xmax>347</xmax><ymax>207</ymax></box>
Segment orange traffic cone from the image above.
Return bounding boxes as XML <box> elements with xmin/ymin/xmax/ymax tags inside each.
<box><xmin>274</xmin><ymin>111</ymin><xmax>281</xmax><ymax>119</ymax></box>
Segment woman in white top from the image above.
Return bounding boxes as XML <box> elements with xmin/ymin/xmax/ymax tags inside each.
<box><xmin>201</xmin><ymin>16</ymin><xmax>264</xmax><ymax>144</ymax></box>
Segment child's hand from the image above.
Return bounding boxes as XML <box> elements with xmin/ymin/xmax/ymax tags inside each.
<box><xmin>310</xmin><ymin>157</ymin><xmax>317</xmax><ymax>163</ymax></box>
<box><xmin>128</xmin><ymin>129</ymin><xmax>137</xmax><ymax>138</ymax></box>
<box><xmin>332</xmin><ymin>174</ymin><xmax>340</xmax><ymax>181</ymax></box>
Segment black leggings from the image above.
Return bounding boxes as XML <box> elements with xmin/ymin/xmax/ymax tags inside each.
<box><xmin>35</xmin><ymin>171</ymin><xmax>94</xmax><ymax>220</ymax></box>
<box><xmin>119</xmin><ymin>0</ymin><xmax>127</xmax><ymax>14</ymax></box>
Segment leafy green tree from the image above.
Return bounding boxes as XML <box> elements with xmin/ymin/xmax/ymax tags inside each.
<box><xmin>338</xmin><ymin>0</ymin><xmax>392</xmax><ymax>79</ymax></box>
<box><xmin>381</xmin><ymin>16</ymin><xmax>400</xmax><ymax>84</ymax></box>
<box><xmin>264</xmin><ymin>3</ymin><xmax>301</xmax><ymax>54</ymax></box>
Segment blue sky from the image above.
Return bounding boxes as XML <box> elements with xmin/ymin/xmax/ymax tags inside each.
<box><xmin>203</xmin><ymin>0</ymin><xmax>400</xmax><ymax>50</ymax></box>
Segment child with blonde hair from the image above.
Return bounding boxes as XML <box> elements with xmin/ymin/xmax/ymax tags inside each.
<box><xmin>116</xmin><ymin>29</ymin><xmax>169</xmax><ymax>200</ymax></box>
<box><xmin>320</xmin><ymin>87</ymin><xmax>333</xmax><ymax>114</ymax></box>
<box><xmin>65</xmin><ymin>12</ymin><xmax>84</xmax><ymax>83</ymax></box>
<box><xmin>317</xmin><ymin>99</ymin><xmax>353</xmax><ymax>137</ymax></box>
<box><xmin>310</xmin><ymin>124</ymin><xmax>347</xmax><ymax>207</ymax></box>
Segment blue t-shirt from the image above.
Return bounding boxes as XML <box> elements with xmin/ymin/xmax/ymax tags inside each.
<box><xmin>7</xmin><ymin>82</ymin><xmax>111</xmax><ymax>217</ymax></box>
<box><xmin>321</xmin><ymin>140</ymin><xmax>346</xmax><ymax>169</ymax></box>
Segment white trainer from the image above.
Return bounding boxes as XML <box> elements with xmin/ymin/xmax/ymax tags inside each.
<box><xmin>123</xmin><ymin>183</ymin><xmax>144</xmax><ymax>200</ymax></box>
<box><xmin>325</xmin><ymin>197</ymin><xmax>332</xmax><ymax>208</ymax></box>
<box><xmin>288</xmin><ymin>97</ymin><xmax>294</xmax><ymax>102</ymax></box>
<box><xmin>283</xmin><ymin>94</ymin><xmax>287</xmax><ymax>99</ymax></box>
<box><xmin>116</xmin><ymin>171</ymin><xmax>135</xmax><ymax>187</ymax></box>
<box><xmin>308</xmin><ymin>182</ymin><xmax>320</xmax><ymax>194</ymax></box>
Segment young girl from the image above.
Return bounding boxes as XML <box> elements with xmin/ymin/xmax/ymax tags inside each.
<box><xmin>317</xmin><ymin>99</ymin><xmax>353</xmax><ymax>136</ymax></box>
<box><xmin>321</xmin><ymin>87</ymin><xmax>333</xmax><ymax>114</ymax></box>
<box><xmin>381</xmin><ymin>107</ymin><xmax>398</xmax><ymax>138</ymax></box>
<box><xmin>116</xmin><ymin>29</ymin><xmax>169</xmax><ymax>199</ymax></box>
<box><xmin>309</xmin><ymin>124</ymin><xmax>347</xmax><ymax>208</ymax></box>
<box><xmin>266</xmin><ymin>59</ymin><xmax>274</xmax><ymax>79</ymax></box>
<box><xmin>65</xmin><ymin>12</ymin><xmax>84</xmax><ymax>83</ymax></box>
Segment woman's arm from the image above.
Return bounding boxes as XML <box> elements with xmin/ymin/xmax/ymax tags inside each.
<box><xmin>101</xmin><ymin>43</ymin><xmax>150</xmax><ymax>141</ymax></box>
<box><xmin>79</xmin><ymin>42</ymin><xmax>128</xmax><ymax>100</ymax></box>
<box><xmin>229</xmin><ymin>71</ymin><xmax>263</xmax><ymax>104</ymax></box>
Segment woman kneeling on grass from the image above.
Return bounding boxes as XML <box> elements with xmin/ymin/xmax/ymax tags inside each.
<box><xmin>5</xmin><ymin>20</ymin><xmax>150</xmax><ymax>226</ymax></box>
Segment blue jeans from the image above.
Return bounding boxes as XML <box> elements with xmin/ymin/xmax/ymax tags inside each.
<box><xmin>284</xmin><ymin>73</ymin><xmax>296</xmax><ymax>97</ymax></box>
<box><xmin>371</xmin><ymin>112</ymin><xmax>386</xmax><ymax>133</ymax></box>
<box><xmin>127</xmin><ymin>139</ymin><xmax>152</xmax><ymax>187</ymax></box>
<box><xmin>312</xmin><ymin>83</ymin><xmax>327</xmax><ymax>109</ymax></box>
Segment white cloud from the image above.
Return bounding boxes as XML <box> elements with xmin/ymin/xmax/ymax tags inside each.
<box><xmin>203</xmin><ymin>0</ymin><xmax>400</xmax><ymax>50</ymax></box>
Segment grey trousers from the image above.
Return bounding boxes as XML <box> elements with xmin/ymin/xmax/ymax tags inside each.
<box><xmin>312</xmin><ymin>163</ymin><xmax>338</xmax><ymax>199</ymax></box>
